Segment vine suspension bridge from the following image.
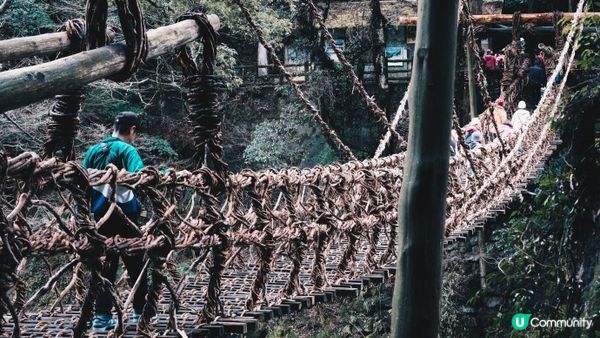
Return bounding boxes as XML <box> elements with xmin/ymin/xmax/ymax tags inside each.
<box><xmin>0</xmin><ymin>0</ymin><xmax>591</xmax><ymax>336</ymax></box>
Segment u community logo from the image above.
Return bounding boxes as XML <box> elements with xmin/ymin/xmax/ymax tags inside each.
<box><xmin>512</xmin><ymin>313</ymin><xmax>532</xmax><ymax>331</ymax></box>
<box><xmin>511</xmin><ymin>313</ymin><xmax>593</xmax><ymax>331</ymax></box>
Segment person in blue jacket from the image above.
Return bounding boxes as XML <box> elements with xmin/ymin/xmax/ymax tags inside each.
<box><xmin>527</xmin><ymin>60</ymin><xmax>547</xmax><ymax>106</ymax></box>
<box><xmin>82</xmin><ymin>112</ymin><xmax>148</xmax><ymax>330</ymax></box>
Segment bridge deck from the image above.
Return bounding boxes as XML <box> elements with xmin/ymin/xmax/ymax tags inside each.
<box><xmin>3</xmin><ymin>239</ymin><xmax>395</xmax><ymax>337</ymax></box>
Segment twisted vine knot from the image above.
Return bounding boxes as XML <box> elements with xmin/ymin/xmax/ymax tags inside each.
<box><xmin>175</xmin><ymin>12</ymin><xmax>228</xmax><ymax>175</ymax></box>
<box><xmin>85</xmin><ymin>0</ymin><xmax>148</xmax><ymax>81</ymax></box>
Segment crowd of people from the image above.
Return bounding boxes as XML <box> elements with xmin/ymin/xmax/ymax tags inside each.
<box><xmin>451</xmin><ymin>98</ymin><xmax>531</xmax><ymax>154</ymax></box>
<box><xmin>482</xmin><ymin>38</ymin><xmax>551</xmax><ymax>106</ymax></box>
<box><xmin>450</xmin><ymin>38</ymin><xmax>554</xmax><ymax>155</ymax></box>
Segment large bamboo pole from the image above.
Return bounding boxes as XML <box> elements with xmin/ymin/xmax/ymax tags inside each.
<box><xmin>390</xmin><ymin>0</ymin><xmax>459</xmax><ymax>337</ymax></box>
<box><xmin>0</xmin><ymin>15</ymin><xmax>220</xmax><ymax>113</ymax></box>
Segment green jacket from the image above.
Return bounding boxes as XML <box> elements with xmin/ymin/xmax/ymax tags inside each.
<box><xmin>82</xmin><ymin>137</ymin><xmax>144</xmax><ymax>216</ymax></box>
<box><xmin>82</xmin><ymin>136</ymin><xmax>144</xmax><ymax>172</ymax></box>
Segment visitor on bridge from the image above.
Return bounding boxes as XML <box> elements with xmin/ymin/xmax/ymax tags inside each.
<box><xmin>495</xmin><ymin>50</ymin><xmax>505</xmax><ymax>70</ymax></box>
<box><xmin>484</xmin><ymin>50</ymin><xmax>497</xmax><ymax>71</ymax></box>
<box><xmin>463</xmin><ymin>118</ymin><xmax>483</xmax><ymax>150</ymax></box>
<box><xmin>492</xmin><ymin>97</ymin><xmax>508</xmax><ymax>126</ymax></box>
<box><xmin>450</xmin><ymin>129</ymin><xmax>458</xmax><ymax>157</ymax></box>
<box><xmin>527</xmin><ymin>60</ymin><xmax>547</xmax><ymax>106</ymax></box>
<box><xmin>512</xmin><ymin>101</ymin><xmax>532</xmax><ymax>130</ymax></box>
<box><xmin>82</xmin><ymin>112</ymin><xmax>149</xmax><ymax>331</ymax></box>
<box><xmin>535</xmin><ymin>50</ymin><xmax>545</xmax><ymax>70</ymax></box>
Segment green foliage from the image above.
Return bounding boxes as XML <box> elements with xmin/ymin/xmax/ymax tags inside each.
<box><xmin>82</xmin><ymin>85</ymin><xmax>145</xmax><ymax>124</ymax></box>
<box><xmin>135</xmin><ymin>135</ymin><xmax>179</xmax><ymax>165</ymax></box>
<box><xmin>243</xmin><ymin>103</ymin><xmax>328</xmax><ymax>169</ymax></box>
<box><xmin>205</xmin><ymin>0</ymin><xmax>295</xmax><ymax>47</ymax></box>
<box><xmin>0</xmin><ymin>0</ymin><xmax>54</xmax><ymax>36</ymax></box>
<box><xmin>482</xmin><ymin>155</ymin><xmax>584</xmax><ymax>337</ymax></box>
<box><xmin>312</xmin><ymin>146</ymin><xmax>341</xmax><ymax>165</ymax></box>
<box><xmin>577</xmin><ymin>15</ymin><xmax>600</xmax><ymax>71</ymax></box>
<box><xmin>215</xmin><ymin>45</ymin><xmax>243</xmax><ymax>89</ymax></box>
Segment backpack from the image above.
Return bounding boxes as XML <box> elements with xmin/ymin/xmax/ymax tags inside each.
<box><xmin>88</xmin><ymin>141</ymin><xmax>142</xmax><ymax>219</ymax></box>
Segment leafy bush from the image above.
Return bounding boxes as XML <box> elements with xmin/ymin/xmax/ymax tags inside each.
<box><xmin>82</xmin><ymin>84</ymin><xmax>145</xmax><ymax>124</ymax></box>
<box><xmin>243</xmin><ymin>103</ymin><xmax>337</xmax><ymax>169</ymax></box>
<box><xmin>1</xmin><ymin>0</ymin><xmax>54</xmax><ymax>36</ymax></box>
<box><xmin>577</xmin><ymin>15</ymin><xmax>600</xmax><ymax>71</ymax></box>
<box><xmin>136</xmin><ymin>135</ymin><xmax>179</xmax><ymax>166</ymax></box>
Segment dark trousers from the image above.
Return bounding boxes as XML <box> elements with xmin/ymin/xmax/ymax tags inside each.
<box><xmin>527</xmin><ymin>84</ymin><xmax>542</xmax><ymax>108</ymax></box>
<box><xmin>94</xmin><ymin>212</ymin><xmax>148</xmax><ymax>315</ymax></box>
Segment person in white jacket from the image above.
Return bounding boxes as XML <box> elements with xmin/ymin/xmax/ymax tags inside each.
<box><xmin>512</xmin><ymin>101</ymin><xmax>531</xmax><ymax>131</ymax></box>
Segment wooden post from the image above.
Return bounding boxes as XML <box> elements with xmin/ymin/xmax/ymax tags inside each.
<box><xmin>478</xmin><ymin>229</ymin><xmax>487</xmax><ymax>288</ymax></box>
<box><xmin>390</xmin><ymin>0</ymin><xmax>459</xmax><ymax>337</ymax></box>
<box><xmin>466</xmin><ymin>43</ymin><xmax>479</xmax><ymax>118</ymax></box>
<box><xmin>257</xmin><ymin>43</ymin><xmax>268</xmax><ymax>77</ymax></box>
<box><xmin>0</xmin><ymin>15</ymin><xmax>220</xmax><ymax>113</ymax></box>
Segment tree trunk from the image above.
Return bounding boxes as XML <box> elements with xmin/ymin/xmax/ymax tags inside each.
<box><xmin>370</xmin><ymin>0</ymin><xmax>388</xmax><ymax>91</ymax></box>
<box><xmin>390</xmin><ymin>0</ymin><xmax>459</xmax><ymax>337</ymax></box>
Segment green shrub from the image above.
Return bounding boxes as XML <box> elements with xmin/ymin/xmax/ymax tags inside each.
<box><xmin>1</xmin><ymin>0</ymin><xmax>54</xmax><ymax>36</ymax></box>
<box><xmin>136</xmin><ymin>135</ymin><xmax>179</xmax><ymax>166</ymax></box>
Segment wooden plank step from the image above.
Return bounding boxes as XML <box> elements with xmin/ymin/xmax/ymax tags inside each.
<box><xmin>327</xmin><ymin>286</ymin><xmax>359</xmax><ymax>297</ymax></box>
<box><xmin>340</xmin><ymin>281</ymin><xmax>363</xmax><ymax>291</ymax></box>
<box><xmin>272</xmin><ymin>304</ymin><xmax>290</xmax><ymax>315</ymax></box>
<box><xmin>244</xmin><ymin>311</ymin><xmax>270</xmax><ymax>321</ymax></box>
<box><xmin>294</xmin><ymin>296</ymin><xmax>315</xmax><ymax>308</ymax></box>
<box><xmin>190</xmin><ymin>328</ymin><xmax>210</xmax><ymax>338</ymax></box>
<box><xmin>203</xmin><ymin>324</ymin><xmax>225</xmax><ymax>337</ymax></box>
<box><xmin>281</xmin><ymin>300</ymin><xmax>303</xmax><ymax>311</ymax></box>
<box><xmin>311</xmin><ymin>292</ymin><xmax>327</xmax><ymax>303</ymax></box>
<box><xmin>352</xmin><ymin>278</ymin><xmax>370</xmax><ymax>287</ymax></box>
<box><xmin>363</xmin><ymin>274</ymin><xmax>385</xmax><ymax>284</ymax></box>
<box><xmin>324</xmin><ymin>290</ymin><xmax>335</xmax><ymax>301</ymax></box>
<box><xmin>214</xmin><ymin>320</ymin><xmax>247</xmax><ymax>334</ymax></box>
<box><xmin>373</xmin><ymin>269</ymin><xmax>389</xmax><ymax>279</ymax></box>
<box><xmin>227</xmin><ymin>317</ymin><xmax>258</xmax><ymax>331</ymax></box>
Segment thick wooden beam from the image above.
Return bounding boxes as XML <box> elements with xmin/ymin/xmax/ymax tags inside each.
<box><xmin>0</xmin><ymin>32</ymin><xmax>71</xmax><ymax>62</ymax></box>
<box><xmin>0</xmin><ymin>30</ymin><xmax>115</xmax><ymax>62</ymax></box>
<box><xmin>0</xmin><ymin>15</ymin><xmax>220</xmax><ymax>113</ymax></box>
<box><xmin>392</xmin><ymin>12</ymin><xmax>598</xmax><ymax>26</ymax></box>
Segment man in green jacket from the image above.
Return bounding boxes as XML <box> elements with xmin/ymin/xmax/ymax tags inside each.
<box><xmin>82</xmin><ymin>112</ymin><xmax>148</xmax><ymax>330</ymax></box>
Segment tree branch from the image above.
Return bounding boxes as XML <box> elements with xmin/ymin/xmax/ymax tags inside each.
<box><xmin>0</xmin><ymin>0</ymin><xmax>11</xmax><ymax>15</ymax></box>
